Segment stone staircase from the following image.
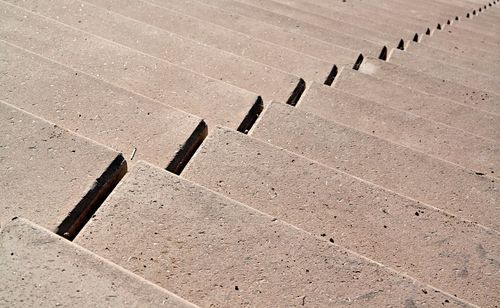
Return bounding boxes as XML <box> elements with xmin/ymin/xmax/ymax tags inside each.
<box><xmin>1</xmin><ymin>0</ymin><xmax>499</xmax><ymax>307</ymax></box>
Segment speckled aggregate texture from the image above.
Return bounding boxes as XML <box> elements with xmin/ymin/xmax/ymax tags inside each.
<box><xmin>76</xmin><ymin>161</ymin><xmax>467</xmax><ymax>307</ymax></box>
<box><xmin>0</xmin><ymin>1</ymin><xmax>260</xmax><ymax>129</ymax></box>
<box><xmin>358</xmin><ymin>57</ymin><xmax>500</xmax><ymax>115</ymax></box>
<box><xmin>0</xmin><ymin>41</ymin><xmax>205</xmax><ymax>168</ymax></box>
<box><xmin>298</xmin><ymin>81</ymin><xmax>500</xmax><ymax>176</ymax></box>
<box><xmin>250</xmin><ymin>102</ymin><xmax>500</xmax><ymax>304</ymax></box>
<box><xmin>333</xmin><ymin>68</ymin><xmax>500</xmax><ymax>141</ymax></box>
<box><xmin>0</xmin><ymin>101</ymin><xmax>125</xmax><ymax>236</ymax></box>
<box><xmin>0</xmin><ymin>218</ymin><xmax>196</xmax><ymax>307</ymax></box>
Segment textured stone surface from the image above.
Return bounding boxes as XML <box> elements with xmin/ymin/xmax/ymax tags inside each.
<box><xmin>358</xmin><ymin>56</ymin><xmax>500</xmax><ymax>115</ymax></box>
<box><xmin>419</xmin><ymin>32</ymin><xmax>500</xmax><ymax>66</ymax></box>
<box><xmin>0</xmin><ymin>41</ymin><xmax>206</xmax><ymax>170</ymax></box>
<box><xmin>0</xmin><ymin>101</ymin><xmax>126</xmax><ymax>238</ymax></box>
<box><xmin>77</xmin><ymin>161</ymin><xmax>469</xmax><ymax>307</ymax></box>
<box><xmin>251</xmin><ymin>102</ymin><xmax>500</xmax><ymax>231</ymax></box>
<box><xmin>76</xmin><ymin>0</ymin><xmax>338</xmax><ymax>83</ymax></box>
<box><xmin>184</xmin><ymin>127</ymin><xmax>497</xmax><ymax>305</ymax></box>
<box><xmin>6</xmin><ymin>0</ymin><xmax>304</xmax><ymax>104</ymax></box>
<box><xmin>0</xmin><ymin>218</ymin><xmax>195</xmax><ymax>308</ymax></box>
<box><xmin>404</xmin><ymin>41</ymin><xmax>500</xmax><ymax>77</ymax></box>
<box><xmin>147</xmin><ymin>0</ymin><xmax>385</xmax><ymax>58</ymax></box>
<box><xmin>217</xmin><ymin>0</ymin><xmax>404</xmax><ymax>45</ymax></box>
<box><xmin>298</xmin><ymin>82</ymin><xmax>500</xmax><ymax>176</ymax></box>
<box><xmin>388</xmin><ymin>49</ymin><xmax>500</xmax><ymax>95</ymax></box>
<box><xmin>0</xmin><ymin>2</ymin><xmax>260</xmax><ymax>129</ymax></box>
<box><xmin>333</xmin><ymin>68</ymin><xmax>500</xmax><ymax>141</ymax></box>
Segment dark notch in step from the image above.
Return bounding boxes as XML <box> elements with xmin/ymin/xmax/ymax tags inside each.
<box><xmin>352</xmin><ymin>54</ymin><xmax>364</xmax><ymax>70</ymax></box>
<box><xmin>397</xmin><ymin>39</ymin><xmax>405</xmax><ymax>50</ymax></box>
<box><xmin>324</xmin><ymin>65</ymin><xmax>338</xmax><ymax>86</ymax></box>
<box><xmin>425</xmin><ymin>28</ymin><xmax>432</xmax><ymax>35</ymax></box>
<box><xmin>237</xmin><ymin>96</ymin><xmax>264</xmax><ymax>133</ymax></box>
<box><xmin>56</xmin><ymin>154</ymin><xmax>127</xmax><ymax>240</ymax></box>
<box><xmin>447</xmin><ymin>20</ymin><xmax>452</xmax><ymax>25</ymax></box>
<box><xmin>378</xmin><ymin>46</ymin><xmax>388</xmax><ymax>60</ymax></box>
<box><xmin>466</xmin><ymin>12</ymin><xmax>471</xmax><ymax>18</ymax></box>
<box><xmin>437</xmin><ymin>23</ymin><xmax>442</xmax><ymax>30</ymax></box>
<box><xmin>166</xmin><ymin>120</ymin><xmax>208</xmax><ymax>175</ymax></box>
<box><xmin>412</xmin><ymin>33</ymin><xmax>419</xmax><ymax>42</ymax></box>
<box><xmin>455</xmin><ymin>16</ymin><xmax>460</xmax><ymax>21</ymax></box>
<box><xmin>285</xmin><ymin>78</ymin><xmax>306</xmax><ymax>107</ymax></box>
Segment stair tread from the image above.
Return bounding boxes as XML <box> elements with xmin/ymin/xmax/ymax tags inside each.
<box><xmin>0</xmin><ymin>218</ymin><xmax>195</xmax><ymax>307</ymax></box>
<box><xmin>0</xmin><ymin>41</ymin><xmax>205</xmax><ymax>169</ymax></box>
<box><xmin>76</xmin><ymin>161</ymin><xmax>468</xmax><ymax>307</ymax></box>
<box><xmin>0</xmin><ymin>2</ymin><xmax>260</xmax><ymax>129</ymax></box>
<box><xmin>333</xmin><ymin>68</ymin><xmax>500</xmax><ymax>141</ymax></box>
<box><xmin>0</xmin><ymin>101</ymin><xmax>125</xmax><ymax>238</ymax></box>
<box><xmin>249</xmin><ymin>102</ymin><xmax>499</xmax><ymax>305</ymax></box>
<box><xmin>298</xmin><ymin>82</ymin><xmax>500</xmax><ymax>175</ymax></box>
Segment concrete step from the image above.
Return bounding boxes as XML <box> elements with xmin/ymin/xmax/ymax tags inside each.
<box><xmin>0</xmin><ymin>41</ymin><xmax>206</xmax><ymax>171</ymax></box>
<box><xmin>77</xmin><ymin>0</ymin><xmax>338</xmax><ymax>84</ymax></box>
<box><xmin>7</xmin><ymin>0</ymin><xmax>304</xmax><ymax>103</ymax></box>
<box><xmin>405</xmin><ymin>41</ymin><xmax>500</xmax><ymax>77</ymax></box>
<box><xmin>349</xmin><ymin>0</ymin><xmax>455</xmax><ymax>24</ymax></box>
<box><xmin>0</xmin><ymin>2</ymin><xmax>261</xmax><ymax>130</ymax></box>
<box><xmin>182</xmin><ymin>127</ymin><xmax>497</xmax><ymax>306</ymax></box>
<box><xmin>0</xmin><ymin>218</ymin><xmax>195</xmax><ymax>307</ymax></box>
<box><xmin>215</xmin><ymin>0</ymin><xmax>406</xmax><ymax>45</ymax></box>
<box><xmin>76</xmin><ymin>160</ymin><xmax>473</xmax><ymax>307</ymax></box>
<box><xmin>251</xmin><ymin>101</ymin><xmax>499</xmax><ymax>229</ymax></box>
<box><xmin>421</xmin><ymin>30</ymin><xmax>500</xmax><ymax>63</ymax></box>
<box><xmin>432</xmin><ymin>20</ymin><xmax>500</xmax><ymax>46</ymax></box>
<box><xmin>357</xmin><ymin>57</ymin><xmax>500</xmax><ymax>115</ymax></box>
<box><xmin>259</xmin><ymin>0</ymin><xmax>424</xmax><ymax>41</ymax></box>
<box><xmin>303</xmin><ymin>0</ymin><xmax>444</xmax><ymax>29</ymax></box>
<box><xmin>432</xmin><ymin>25</ymin><xmax>500</xmax><ymax>50</ymax></box>
<box><xmin>297</xmin><ymin>82</ymin><xmax>500</xmax><ymax>176</ymax></box>
<box><xmin>453</xmin><ymin>13</ymin><xmax>500</xmax><ymax>35</ymax></box>
<box><xmin>0</xmin><ymin>101</ymin><xmax>126</xmax><ymax>239</ymax></box>
<box><xmin>332</xmin><ymin>68</ymin><xmax>500</xmax><ymax>141</ymax></box>
<box><xmin>387</xmin><ymin>49</ymin><xmax>500</xmax><ymax>94</ymax></box>
<box><xmin>151</xmin><ymin>0</ymin><xmax>386</xmax><ymax>57</ymax></box>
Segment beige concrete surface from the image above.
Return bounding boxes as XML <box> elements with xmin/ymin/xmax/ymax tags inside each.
<box><xmin>0</xmin><ymin>101</ymin><xmax>126</xmax><ymax>238</ymax></box>
<box><xmin>0</xmin><ymin>218</ymin><xmax>196</xmax><ymax>307</ymax></box>
<box><xmin>77</xmin><ymin>161</ymin><xmax>472</xmax><ymax>307</ymax></box>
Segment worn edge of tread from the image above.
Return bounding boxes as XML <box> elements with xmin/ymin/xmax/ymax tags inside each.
<box><xmin>0</xmin><ymin>100</ymin><xmax>128</xmax><ymax>240</ymax></box>
<box><xmin>236</xmin><ymin>97</ymin><xmax>264</xmax><ymax>133</ymax></box>
<box><xmin>167</xmin><ymin>120</ymin><xmax>208</xmax><ymax>175</ymax></box>
<box><xmin>1</xmin><ymin>217</ymin><xmax>198</xmax><ymax>307</ymax></box>
<box><xmin>56</xmin><ymin>154</ymin><xmax>127</xmax><ymax>240</ymax></box>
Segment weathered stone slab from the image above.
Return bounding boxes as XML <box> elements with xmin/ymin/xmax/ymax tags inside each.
<box><xmin>387</xmin><ymin>49</ymin><xmax>500</xmax><ymax>95</ymax></box>
<box><xmin>251</xmin><ymin>102</ymin><xmax>499</xmax><ymax>230</ymax></box>
<box><xmin>6</xmin><ymin>0</ymin><xmax>304</xmax><ymax>103</ymax></box>
<box><xmin>0</xmin><ymin>41</ymin><xmax>206</xmax><ymax>170</ymax></box>
<box><xmin>333</xmin><ymin>68</ymin><xmax>500</xmax><ymax>141</ymax></box>
<box><xmin>420</xmin><ymin>31</ymin><xmax>500</xmax><ymax>65</ymax></box>
<box><xmin>298</xmin><ymin>82</ymin><xmax>500</xmax><ymax>175</ymax></box>
<box><xmin>219</xmin><ymin>0</ymin><xmax>404</xmax><ymax>46</ymax></box>
<box><xmin>0</xmin><ymin>218</ymin><xmax>196</xmax><ymax>308</ymax></box>
<box><xmin>358</xmin><ymin>57</ymin><xmax>500</xmax><ymax>115</ymax></box>
<box><xmin>80</xmin><ymin>0</ymin><xmax>338</xmax><ymax>83</ymax></box>
<box><xmin>147</xmin><ymin>0</ymin><xmax>385</xmax><ymax>57</ymax></box>
<box><xmin>0</xmin><ymin>101</ymin><xmax>126</xmax><ymax>238</ymax></box>
<box><xmin>405</xmin><ymin>41</ymin><xmax>500</xmax><ymax>77</ymax></box>
<box><xmin>183</xmin><ymin>127</ymin><xmax>497</xmax><ymax>306</ymax></box>
<box><xmin>76</xmin><ymin>161</ymin><xmax>472</xmax><ymax>307</ymax></box>
<box><xmin>0</xmin><ymin>2</ymin><xmax>260</xmax><ymax>130</ymax></box>
<box><xmin>262</xmin><ymin>0</ymin><xmax>423</xmax><ymax>40</ymax></box>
